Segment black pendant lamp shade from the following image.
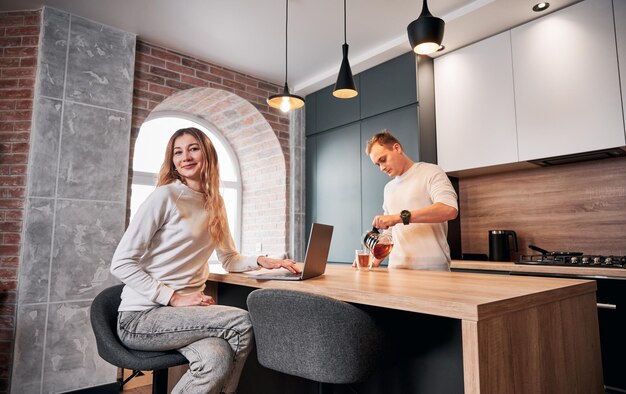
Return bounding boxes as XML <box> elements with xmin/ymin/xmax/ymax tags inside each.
<box><xmin>333</xmin><ymin>0</ymin><xmax>358</xmax><ymax>99</ymax></box>
<box><xmin>267</xmin><ymin>0</ymin><xmax>304</xmax><ymax>112</ymax></box>
<box><xmin>407</xmin><ymin>0</ymin><xmax>445</xmax><ymax>55</ymax></box>
<box><xmin>268</xmin><ymin>82</ymin><xmax>304</xmax><ymax>112</ymax></box>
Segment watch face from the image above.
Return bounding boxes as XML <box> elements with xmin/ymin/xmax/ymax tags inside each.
<box><xmin>401</xmin><ymin>210</ymin><xmax>410</xmax><ymax>224</ymax></box>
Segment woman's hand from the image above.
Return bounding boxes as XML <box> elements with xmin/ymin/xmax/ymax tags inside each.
<box><xmin>168</xmin><ymin>291</ymin><xmax>216</xmax><ymax>307</ymax></box>
<box><xmin>257</xmin><ymin>256</ymin><xmax>301</xmax><ymax>274</ymax></box>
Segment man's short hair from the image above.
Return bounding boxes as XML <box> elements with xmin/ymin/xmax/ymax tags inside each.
<box><xmin>365</xmin><ymin>130</ymin><xmax>402</xmax><ymax>154</ymax></box>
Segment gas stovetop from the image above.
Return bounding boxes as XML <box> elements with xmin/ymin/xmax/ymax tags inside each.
<box><xmin>517</xmin><ymin>254</ymin><xmax>626</xmax><ymax>269</ymax></box>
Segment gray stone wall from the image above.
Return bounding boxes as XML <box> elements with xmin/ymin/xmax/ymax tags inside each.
<box><xmin>290</xmin><ymin>110</ymin><xmax>306</xmax><ymax>262</ymax></box>
<box><xmin>12</xmin><ymin>7</ymin><xmax>135</xmax><ymax>393</ymax></box>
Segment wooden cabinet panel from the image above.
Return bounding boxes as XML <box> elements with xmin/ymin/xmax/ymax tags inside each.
<box><xmin>512</xmin><ymin>0</ymin><xmax>625</xmax><ymax>161</ymax></box>
<box><xmin>360</xmin><ymin>53</ymin><xmax>417</xmax><ymax>119</ymax></box>
<box><xmin>434</xmin><ymin>31</ymin><xmax>518</xmax><ymax>172</ymax></box>
<box><xmin>313</xmin><ymin>123</ymin><xmax>362</xmax><ymax>263</ymax></box>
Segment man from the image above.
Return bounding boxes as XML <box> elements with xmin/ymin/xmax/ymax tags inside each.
<box><xmin>366</xmin><ymin>130</ymin><xmax>458</xmax><ymax>271</ymax></box>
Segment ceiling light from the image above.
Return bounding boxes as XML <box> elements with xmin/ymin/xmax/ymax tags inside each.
<box><xmin>267</xmin><ymin>0</ymin><xmax>304</xmax><ymax>112</ymax></box>
<box><xmin>333</xmin><ymin>0</ymin><xmax>357</xmax><ymax>99</ymax></box>
<box><xmin>407</xmin><ymin>0</ymin><xmax>445</xmax><ymax>56</ymax></box>
<box><xmin>532</xmin><ymin>2</ymin><xmax>550</xmax><ymax>12</ymax></box>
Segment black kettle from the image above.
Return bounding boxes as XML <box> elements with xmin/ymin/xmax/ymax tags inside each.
<box><xmin>488</xmin><ymin>230</ymin><xmax>518</xmax><ymax>261</ymax></box>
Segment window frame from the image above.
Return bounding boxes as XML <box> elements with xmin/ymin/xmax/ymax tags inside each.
<box><xmin>133</xmin><ymin>112</ymin><xmax>243</xmax><ymax>250</ymax></box>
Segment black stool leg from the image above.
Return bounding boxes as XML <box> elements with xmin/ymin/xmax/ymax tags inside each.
<box><xmin>152</xmin><ymin>369</ymin><xmax>169</xmax><ymax>394</ymax></box>
<box><xmin>319</xmin><ymin>382</ymin><xmax>333</xmax><ymax>394</ymax></box>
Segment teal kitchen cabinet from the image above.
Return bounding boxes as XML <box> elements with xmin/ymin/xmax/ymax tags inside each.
<box><xmin>312</xmin><ymin>76</ymin><xmax>360</xmax><ymax>134</ymax></box>
<box><xmin>360</xmin><ymin>52</ymin><xmax>417</xmax><ymax>119</ymax></box>
<box><xmin>306</xmin><ymin>123</ymin><xmax>362</xmax><ymax>263</ymax></box>
<box><xmin>305</xmin><ymin>51</ymin><xmax>425</xmax><ymax>263</ymax></box>
<box><xmin>360</xmin><ymin>105</ymin><xmax>419</xmax><ymax>232</ymax></box>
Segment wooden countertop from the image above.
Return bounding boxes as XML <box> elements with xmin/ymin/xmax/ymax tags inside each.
<box><xmin>451</xmin><ymin>260</ymin><xmax>626</xmax><ymax>278</ymax></box>
<box><xmin>209</xmin><ymin>263</ymin><xmax>595</xmax><ymax>322</ymax></box>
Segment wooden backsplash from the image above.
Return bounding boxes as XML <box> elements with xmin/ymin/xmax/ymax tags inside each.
<box><xmin>459</xmin><ymin>156</ymin><xmax>626</xmax><ymax>258</ymax></box>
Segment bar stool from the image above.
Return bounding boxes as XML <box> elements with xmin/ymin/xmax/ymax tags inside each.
<box><xmin>246</xmin><ymin>288</ymin><xmax>383</xmax><ymax>393</ymax></box>
<box><xmin>90</xmin><ymin>284</ymin><xmax>188</xmax><ymax>394</ymax></box>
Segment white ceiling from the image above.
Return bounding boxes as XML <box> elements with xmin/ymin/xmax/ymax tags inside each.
<box><xmin>0</xmin><ymin>0</ymin><xmax>582</xmax><ymax>96</ymax></box>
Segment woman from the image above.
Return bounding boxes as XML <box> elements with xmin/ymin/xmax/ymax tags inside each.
<box><xmin>110</xmin><ymin>127</ymin><xmax>299</xmax><ymax>394</ymax></box>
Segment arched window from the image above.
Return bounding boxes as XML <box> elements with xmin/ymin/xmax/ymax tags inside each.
<box><xmin>131</xmin><ymin>115</ymin><xmax>243</xmax><ymax>257</ymax></box>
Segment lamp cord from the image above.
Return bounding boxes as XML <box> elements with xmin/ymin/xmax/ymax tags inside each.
<box><xmin>284</xmin><ymin>0</ymin><xmax>288</xmax><ymax>84</ymax></box>
<box><xmin>343</xmin><ymin>0</ymin><xmax>347</xmax><ymax>44</ymax></box>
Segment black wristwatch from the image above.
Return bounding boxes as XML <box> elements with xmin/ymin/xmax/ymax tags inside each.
<box><xmin>400</xmin><ymin>210</ymin><xmax>411</xmax><ymax>225</ymax></box>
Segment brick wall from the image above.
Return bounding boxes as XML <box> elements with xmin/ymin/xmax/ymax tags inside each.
<box><xmin>0</xmin><ymin>10</ymin><xmax>40</xmax><ymax>394</ymax></box>
<box><xmin>0</xmin><ymin>20</ymin><xmax>292</xmax><ymax>392</ymax></box>
<box><xmin>131</xmin><ymin>40</ymin><xmax>291</xmax><ymax>255</ymax></box>
<box><xmin>131</xmin><ymin>39</ymin><xmax>290</xmax><ymax>168</ymax></box>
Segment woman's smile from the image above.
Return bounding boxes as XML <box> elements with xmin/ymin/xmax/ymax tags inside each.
<box><xmin>173</xmin><ymin>133</ymin><xmax>206</xmax><ymax>190</ymax></box>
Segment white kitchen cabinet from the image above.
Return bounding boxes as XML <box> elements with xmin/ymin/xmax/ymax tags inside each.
<box><xmin>511</xmin><ymin>0</ymin><xmax>625</xmax><ymax>161</ymax></box>
<box><xmin>615</xmin><ymin>0</ymin><xmax>626</xmax><ymax>126</ymax></box>
<box><xmin>434</xmin><ymin>31</ymin><xmax>518</xmax><ymax>172</ymax></box>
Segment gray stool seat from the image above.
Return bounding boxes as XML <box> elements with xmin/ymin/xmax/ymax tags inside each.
<box><xmin>246</xmin><ymin>288</ymin><xmax>382</xmax><ymax>387</ymax></box>
<box><xmin>90</xmin><ymin>284</ymin><xmax>187</xmax><ymax>394</ymax></box>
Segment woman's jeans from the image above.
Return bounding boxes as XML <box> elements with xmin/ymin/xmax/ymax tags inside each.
<box><xmin>117</xmin><ymin>305</ymin><xmax>254</xmax><ymax>394</ymax></box>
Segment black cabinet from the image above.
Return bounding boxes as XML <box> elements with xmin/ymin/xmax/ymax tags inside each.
<box><xmin>595</xmin><ymin>278</ymin><xmax>626</xmax><ymax>393</ymax></box>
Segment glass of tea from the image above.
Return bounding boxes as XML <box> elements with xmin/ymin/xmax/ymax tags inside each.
<box><xmin>355</xmin><ymin>249</ymin><xmax>371</xmax><ymax>270</ymax></box>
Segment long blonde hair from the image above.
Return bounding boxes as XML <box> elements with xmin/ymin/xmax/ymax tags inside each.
<box><xmin>157</xmin><ymin>127</ymin><xmax>227</xmax><ymax>245</ymax></box>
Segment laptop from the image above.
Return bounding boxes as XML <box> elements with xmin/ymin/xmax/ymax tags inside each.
<box><xmin>253</xmin><ymin>223</ymin><xmax>333</xmax><ymax>281</ymax></box>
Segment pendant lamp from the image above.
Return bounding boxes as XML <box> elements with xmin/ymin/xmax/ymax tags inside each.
<box><xmin>407</xmin><ymin>0</ymin><xmax>445</xmax><ymax>55</ymax></box>
<box><xmin>267</xmin><ymin>0</ymin><xmax>304</xmax><ymax>112</ymax></box>
<box><xmin>333</xmin><ymin>0</ymin><xmax>357</xmax><ymax>99</ymax></box>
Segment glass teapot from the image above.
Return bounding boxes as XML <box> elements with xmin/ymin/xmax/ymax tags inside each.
<box><xmin>362</xmin><ymin>227</ymin><xmax>393</xmax><ymax>260</ymax></box>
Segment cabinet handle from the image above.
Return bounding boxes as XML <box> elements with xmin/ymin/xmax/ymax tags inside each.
<box><xmin>597</xmin><ymin>303</ymin><xmax>617</xmax><ymax>310</ymax></box>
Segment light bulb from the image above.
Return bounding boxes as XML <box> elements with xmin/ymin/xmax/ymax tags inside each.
<box><xmin>414</xmin><ymin>42</ymin><xmax>441</xmax><ymax>55</ymax></box>
<box><xmin>532</xmin><ymin>2</ymin><xmax>550</xmax><ymax>12</ymax></box>
<box><xmin>280</xmin><ymin>96</ymin><xmax>291</xmax><ymax>113</ymax></box>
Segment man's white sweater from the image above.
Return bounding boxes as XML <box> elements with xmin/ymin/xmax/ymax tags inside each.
<box><xmin>383</xmin><ymin>162</ymin><xmax>458</xmax><ymax>271</ymax></box>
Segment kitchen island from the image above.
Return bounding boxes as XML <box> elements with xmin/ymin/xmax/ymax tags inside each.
<box><xmin>206</xmin><ymin>263</ymin><xmax>603</xmax><ymax>394</ymax></box>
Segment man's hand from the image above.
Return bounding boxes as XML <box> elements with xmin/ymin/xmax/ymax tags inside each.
<box><xmin>168</xmin><ymin>291</ymin><xmax>216</xmax><ymax>307</ymax></box>
<box><xmin>370</xmin><ymin>256</ymin><xmax>383</xmax><ymax>267</ymax></box>
<box><xmin>372</xmin><ymin>214</ymin><xmax>401</xmax><ymax>229</ymax></box>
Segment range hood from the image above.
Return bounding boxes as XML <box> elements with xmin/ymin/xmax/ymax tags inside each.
<box><xmin>528</xmin><ymin>147</ymin><xmax>626</xmax><ymax>167</ymax></box>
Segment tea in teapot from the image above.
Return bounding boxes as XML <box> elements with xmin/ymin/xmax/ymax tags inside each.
<box><xmin>362</xmin><ymin>227</ymin><xmax>393</xmax><ymax>260</ymax></box>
